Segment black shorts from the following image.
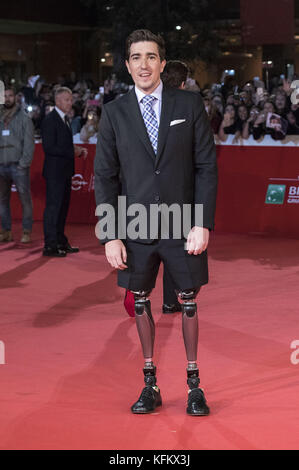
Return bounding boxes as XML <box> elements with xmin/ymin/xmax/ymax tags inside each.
<box><xmin>118</xmin><ymin>238</ymin><xmax>209</xmax><ymax>292</ymax></box>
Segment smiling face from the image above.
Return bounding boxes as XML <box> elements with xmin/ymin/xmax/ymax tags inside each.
<box><xmin>225</xmin><ymin>104</ymin><xmax>235</xmax><ymax>118</ymax></box>
<box><xmin>275</xmin><ymin>93</ymin><xmax>286</xmax><ymax>110</ymax></box>
<box><xmin>264</xmin><ymin>102</ymin><xmax>274</xmax><ymax>114</ymax></box>
<box><xmin>126</xmin><ymin>41</ymin><xmax>166</xmax><ymax>95</ymax></box>
<box><xmin>238</xmin><ymin>105</ymin><xmax>248</xmax><ymax>121</ymax></box>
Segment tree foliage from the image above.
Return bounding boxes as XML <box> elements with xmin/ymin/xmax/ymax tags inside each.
<box><xmin>81</xmin><ymin>0</ymin><xmax>220</xmax><ymax>79</ymax></box>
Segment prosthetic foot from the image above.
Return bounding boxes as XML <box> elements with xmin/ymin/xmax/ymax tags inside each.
<box><xmin>131</xmin><ymin>364</ymin><xmax>162</xmax><ymax>414</ymax></box>
<box><xmin>131</xmin><ymin>291</ymin><xmax>161</xmax><ymax>414</ymax></box>
<box><xmin>178</xmin><ymin>289</ymin><xmax>210</xmax><ymax>416</ymax></box>
<box><xmin>186</xmin><ymin>364</ymin><xmax>210</xmax><ymax>416</ymax></box>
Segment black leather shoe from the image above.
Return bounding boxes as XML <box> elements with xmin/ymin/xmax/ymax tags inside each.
<box><xmin>187</xmin><ymin>388</ymin><xmax>210</xmax><ymax>416</ymax></box>
<box><xmin>162</xmin><ymin>303</ymin><xmax>182</xmax><ymax>314</ymax></box>
<box><xmin>131</xmin><ymin>386</ymin><xmax>162</xmax><ymax>414</ymax></box>
<box><xmin>43</xmin><ymin>247</ymin><xmax>67</xmax><ymax>258</ymax></box>
<box><xmin>58</xmin><ymin>243</ymin><xmax>80</xmax><ymax>254</ymax></box>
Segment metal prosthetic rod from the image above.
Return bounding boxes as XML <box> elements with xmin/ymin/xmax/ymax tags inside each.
<box><xmin>177</xmin><ymin>289</ymin><xmax>200</xmax><ymax>363</ymax></box>
<box><xmin>186</xmin><ymin>364</ymin><xmax>200</xmax><ymax>390</ymax></box>
<box><xmin>133</xmin><ymin>290</ymin><xmax>155</xmax><ymax>361</ymax></box>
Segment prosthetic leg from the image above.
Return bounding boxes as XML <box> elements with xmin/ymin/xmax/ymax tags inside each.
<box><xmin>131</xmin><ymin>290</ymin><xmax>162</xmax><ymax>414</ymax></box>
<box><xmin>178</xmin><ymin>288</ymin><xmax>210</xmax><ymax>416</ymax></box>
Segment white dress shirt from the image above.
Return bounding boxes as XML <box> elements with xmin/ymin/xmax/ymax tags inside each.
<box><xmin>55</xmin><ymin>106</ymin><xmax>66</xmax><ymax>122</ymax></box>
<box><xmin>134</xmin><ymin>80</ymin><xmax>163</xmax><ymax>126</ymax></box>
<box><xmin>55</xmin><ymin>106</ymin><xmax>71</xmax><ymax>130</ymax></box>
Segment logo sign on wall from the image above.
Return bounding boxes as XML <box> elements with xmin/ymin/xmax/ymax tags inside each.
<box><xmin>288</xmin><ymin>186</ymin><xmax>299</xmax><ymax>204</ymax></box>
<box><xmin>265</xmin><ymin>184</ymin><xmax>286</xmax><ymax>205</ymax></box>
<box><xmin>266</xmin><ymin>177</ymin><xmax>299</xmax><ymax>205</ymax></box>
<box><xmin>71</xmin><ymin>174</ymin><xmax>88</xmax><ymax>191</ymax></box>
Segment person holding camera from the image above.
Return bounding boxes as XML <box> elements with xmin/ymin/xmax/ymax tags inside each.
<box><xmin>218</xmin><ymin>104</ymin><xmax>242</xmax><ymax>142</ymax></box>
<box><xmin>80</xmin><ymin>107</ymin><xmax>101</xmax><ymax>143</ymax></box>
<box><xmin>242</xmin><ymin>106</ymin><xmax>260</xmax><ymax>139</ymax></box>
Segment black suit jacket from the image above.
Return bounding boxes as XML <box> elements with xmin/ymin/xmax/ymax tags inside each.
<box><xmin>94</xmin><ymin>86</ymin><xmax>218</xmax><ymax>244</ymax></box>
<box><xmin>41</xmin><ymin>109</ymin><xmax>74</xmax><ymax>179</ymax></box>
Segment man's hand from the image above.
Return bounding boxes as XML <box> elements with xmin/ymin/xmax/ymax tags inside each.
<box><xmin>186</xmin><ymin>227</ymin><xmax>210</xmax><ymax>255</ymax></box>
<box><xmin>74</xmin><ymin>145</ymin><xmax>88</xmax><ymax>159</ymax></box>
<box><xmin>105</xmin><ymin>239</ymin><xmax>128</xmax><ymax>270</ymax></box>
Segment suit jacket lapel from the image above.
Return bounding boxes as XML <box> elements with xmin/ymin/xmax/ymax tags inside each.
<box><xmin>53</xmin><ymin>109</ymin><xmax>73</xmax><ymax>137</ymax></box>
<box><xmin>155</xmin><ymin>87</ymin><xmax>176</xmax><ymax>168</ymax></box>
<box><xmin>125</xmin><ymin>88</ymin><xmax>156</xmax><ymax>161</ymax></box>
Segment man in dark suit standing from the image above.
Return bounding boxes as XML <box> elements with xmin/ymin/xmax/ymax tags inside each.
<box><xmin>41</xmin><ymin>87</ymin><xmax>87</xmax><ymax>257</ymax></box>
<box><xmin>124</xmin><ymin>61</ymin><xmax>190</xmax><ymax>315</ymax></box>
<box><xmin>94</xmin><ymin>30</ymin><xmax>217</xmax><ymax>415</ymax></box>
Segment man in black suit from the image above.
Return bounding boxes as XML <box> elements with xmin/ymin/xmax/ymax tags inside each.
<box><xmin>94</xmin><ymin>30</ymin><xmax>217</xmax><ymax>415</ymax></box>
<box><xmin>41</xmin><ymin>87</ymin><xmax>87</xmax><ymax>257</ymax></box>
<box><xmin>124</xmin><ymin>60</ymin><xmax>190</xmax><ymax>316</ymax></box>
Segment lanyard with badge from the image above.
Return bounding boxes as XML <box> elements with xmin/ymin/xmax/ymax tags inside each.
<box><xmin>1</xmin><ymin>117</ymin><xmax>10</xmax><ymax>137</ymax></box>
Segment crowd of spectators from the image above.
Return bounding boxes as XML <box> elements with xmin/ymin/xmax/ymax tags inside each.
<box><xmin>5</xmin><ymin>70</ymin><xmax>299</xmax><ymax>143</ymax></box>
<box><xmin>203</xmin><ymin>73</ymin><xmax>299</xmax><ymax>142</ymax></box>
<box><xmin>10</xmin><ymin>73</ymin><xmax>130</xmax><ymax>142</ymax></box>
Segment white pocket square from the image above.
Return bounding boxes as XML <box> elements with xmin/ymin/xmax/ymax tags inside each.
<box><xmin>170</xmin><ymin>119</ymin><xmax>186</xmax><ymax>127</ymax></box>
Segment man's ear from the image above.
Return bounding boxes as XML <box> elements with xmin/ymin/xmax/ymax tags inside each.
<box><xmin>160</xmin><ymin>60</ymin><xmax>166</xmax><ymax>74</ymax></box>
<box><xmin>125</xmin><ymin>60</ymin><xmax>131</xmax><ymax>75</ymax></box>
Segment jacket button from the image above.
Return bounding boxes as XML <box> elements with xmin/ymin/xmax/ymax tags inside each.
<box><xmin>155</xmin><ymin>170</ymin><xmax>161</xmax><ymax>175</ymax></box>
<box><xmin>154</xmin><ymin>195</ymin><xmax>160</xmax><ymax>202</ymax></box>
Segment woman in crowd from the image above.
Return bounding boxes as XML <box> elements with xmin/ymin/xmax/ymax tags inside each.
<box><xmin>211</xmin><ymin>94</ymin><xmax>224</xmax><ymax>116</ymax></box>
<box><xmin>253</xmin><ymin>101</ymin><xmax>286</xmax><ymax>141</ymax></box>
<box><xmin>203</xmin><ymin>96</ymin><xmax>223</xmax><ymax>134</ymax></box>
<box><xmin>274</xmin><ymin>91</ymin><xmax>289</xmax><ymax>117</ymax></box>
<box><xmin>80</xmin><ymin>107</ymin><xmax>101</xmax><ymax>142</ymax></box>
<box><xmin>242</xmin><ymin>106</ymin><xmax>260</xmax><ymax>139</ymax></box>
<box><xmin>239</xmin><ymin>89</ymin><xmax>253</xmax><ymax>108</ymax></box>
<box><xmin>228</xmin><ymin>104</ymin><xmax>250</xmax><ymax>143</ymax></box>
<box><xmin>286</xmin><ymin>111</ymin><xmax>299</xmax><ymax>135</ymax></box>
<box><xmin>218</xmin><ymin>104</ymin><xmax>242</xmax><ymax>142</ymax></box>
<box><xmin>236</xmin><ymin>104</ymin><xmax>249</xmax><ymax>128</ymax></box>
<box><xmin>68</xmin><ymin>105</ymin><xmax>82</xmax><ymax>136</ymax></box>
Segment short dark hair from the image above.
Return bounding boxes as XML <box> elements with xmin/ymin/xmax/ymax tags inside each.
<box><xmin>161</xmin><ymin>60</ymin><xmax>188</xmax><ymax>89</ymax></box>
<box><xmin>126</xmin><ymin>29</ymin><xmax>166</xmax><ymax>61</ymax></box>
<box><xmin>4</xmin><ymin>85</ymin><xmax>16</xmax><ymax>95</ymax></box>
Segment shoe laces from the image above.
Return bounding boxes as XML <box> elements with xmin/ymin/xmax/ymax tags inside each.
<box><xmin>140</xmin><ymin>386</ymin><xmax>156</xmax><ymax>401</ymax></box>
<box><xmin>189</xmin><ymin>388</ymin><xmax>205</xmax><ymax>400</ymax></box>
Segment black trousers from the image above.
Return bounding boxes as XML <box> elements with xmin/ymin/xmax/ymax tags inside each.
<box><xmin>118</xmin><ymin>238</ymin><xmax>209</xmax><ymax>292</ymax></box>
<box><xmin>43</xmin><ymin>176</ymin><xmax>72</xmax><ymax>248</ymax></box>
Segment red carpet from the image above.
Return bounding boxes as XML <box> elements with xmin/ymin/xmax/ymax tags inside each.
<box><xmin>0</xmin><ymin>223</ymin><xmax>299</xmax><ymax>450</ymax></box>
